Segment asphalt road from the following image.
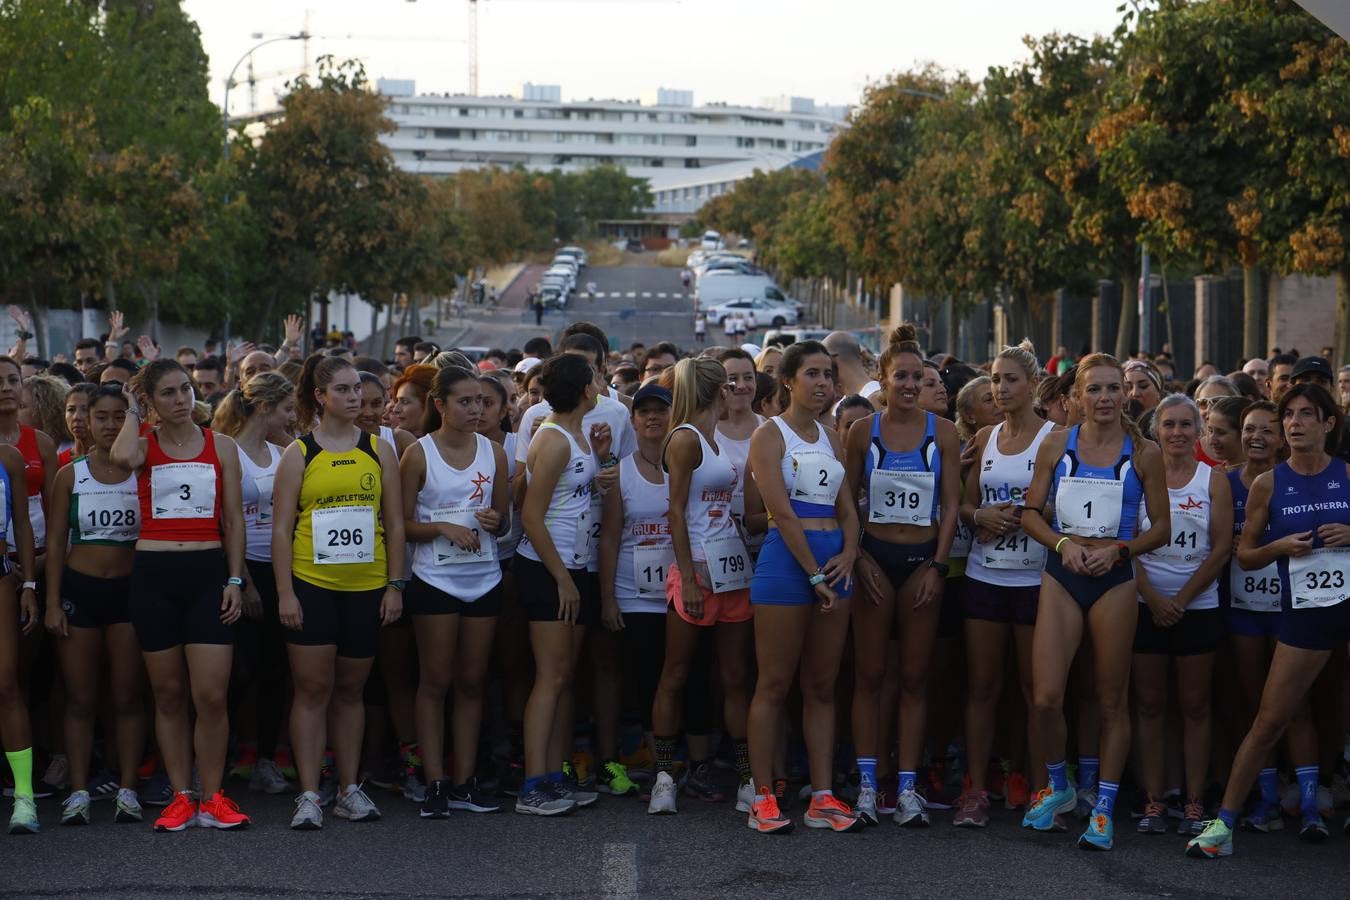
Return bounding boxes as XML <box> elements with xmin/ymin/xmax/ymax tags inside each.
<box><xmin>6</xmin><ymin>784</ymin><xmax>1346</xmax><ymax>898</ymax></box>
<box><xmin>455</xmin><ymin>261</ymin><xmax>746</xmax><ymax>355</ymax></box>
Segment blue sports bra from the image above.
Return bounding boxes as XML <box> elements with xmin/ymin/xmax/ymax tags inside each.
<box><xmin>1051</xmin><ymin>426</ymin><xmax>1142</xmax><ymax>539</ymax></box>
<box><xmin>863</xmin><ymin>412</ymin><xmax>940</xmax><ymax>523</ymax></box>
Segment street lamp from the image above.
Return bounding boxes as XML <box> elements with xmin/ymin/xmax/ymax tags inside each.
<box><xmin>222</xmin><ymin>32</ymin><xmax>310</xmax><ymax>161</ymax></box>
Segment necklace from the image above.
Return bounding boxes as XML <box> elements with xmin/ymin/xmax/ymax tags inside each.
<box><xmin>639</xmin><ymin>448</ymin><xmax>662</xmax><ymax>470</ymax></box>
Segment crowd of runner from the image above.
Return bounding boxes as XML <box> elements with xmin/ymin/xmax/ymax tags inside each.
<box><xmin>0</xmin><ymin>306</ymin><xmax>1348</xmax><ymax>860</ymax></box>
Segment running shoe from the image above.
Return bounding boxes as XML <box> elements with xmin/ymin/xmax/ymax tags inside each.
<box><xmin>317</xmin><ymin>776</ymin><xmax>338</xmax><ymax>809</ymax></box>
<box><xmin>421</xmin><ymin>779</ymin><xmax>450</xmax><ymax>819</ymax></box>
<box><xmin>952</xmin><ymin>790</ymin><xmax>989</xmax><ymax>828</ymax></box>
<box><xmin>804</xmin><ymin>793</ymin><xmax>864</xmax><ymax>832</ymax></box>
<box><xmin>1186</xmin><ymin>818</ymin><xmax>1233</xmax><ymax>858</ymax></box>
<box><xmin>402</xmin><ymin>771</ymin><xmax>427</xmax><ymax>803</ymax></box>
<box><xmin>682</xmin><ymin>762</ymin><xmax>725</xmax><ymax>803</ymax></box>
<box><xmin>335</xmin><ymin>785</ymin><xmax>381</xmax><ymax>822</ymax></box>
<box><xmin>228</xmin><ymin>745</ymin><xmax>257</xmax><ymax>781</ymax></box>
<box><xmin>570</xmin><ymin>751</ymin><xmax>596</xmax><ymax>789</ymax></box>
<box><xmin>1078</xmin><ymin>813</ymin><xmax>1114</xmax><ymax>851</ymax></box>
<box><xmin>1075</xmin><ymin>786</ymin><xmax>1097</xmax><ymax>818</ymax></box>
<box><xmin>1021</xmin><ymin>784</ymin><xmax>1077</xmax><ymax>832</ymax></box>
<box><xmin>140</xmin><ymin>772</ymin><xmax>174</xmax><ymax>807</ymax></box>
<box><xmin>248</xmin><ymin>758</ymin><xmax>290</xmax><ymax>795</ymax></box>
<box><xmin>8</xmin><ymin>796</ymin><xmax>38</xmax><ymax>834</ymax></box>
<box><xmin>773</xmin><ymin>778</ymin><xmax>791</xmax><ymax>811</ymax></box>
<box><xmin>558</xmin><ymin>764</ymin><xmax>598</xmax><ymax>808</ymax></box>
<box><xmin>648</xmin><ymin>772</ymin><xmax>678</xmax><ymax>815</ymax></box>
<box><xmin>1299</xmin><ymin>813</ymin><xmax>1329</xmax><ymax>843</ymax></box>
<box><xmin>197</xmin><ymin>792</ymin><xmax>250</xmax><ymax>829</ymax></box>
<box><xmin>986</xmin><ymin>760</ymin><xmax>1006</xmax><ymax>801</ymax></box>
<box><xmin>920</xmin><ymin>763</ymin><xmax>956</xmax><ymax>810</ymax></box>
<box><xmin>735</xmin><ymin>781</ymin><xmax>756</xmax><ymax>814</ymax></box>
<box><xmin>1137</xmin><ymin>798</ymin><xmax>1169</xmax><ymax>834</ymax></box>
<box><xmin>748</xmin><ymin>787</ymin><xmax>792</xmax><ymax>834</ymax></box>
<box><xmin>1003</xmin><ymin>771</ymin><xmax>1030</xmax><ymax>810</ymax></box>
<box><xmin>620</xmin><ymin>744</ymin><xmax>654</xmax><ymax>771</ymax></box>
<box><xmin>1179</xmin><ymin>798</ymin><xmax>1206</xmax><ymax>836</ymax></box>
<box><xmin>153</xmin><ymin>791</ymin><xmax>197</xmax><ymax>832</ymax></box>
<box><xmin>43</xmin><ymin>755</ymin><xmax>69</xmax><ymax>792</ymax></box>
<box><xmin>87</xmin><ymin>771</ymin><xmax>120</xmax><ymax>802</ymax></box>
<box><xmin>874</xmin><ymin>775</ymin><xmax>896</xmax><ymax>815</ymax></box>
<box><xmin>597</xmin><ymin>761</ymin><xmax>638</xmax><ymax>797</ymax></box>
<box><xmin>274</xmin><ymin>746</ymin><xmax>298</xmax><ymax>780</ymax></box>
<box><xmin>514</xmin><ymin>781</ymin><xmax>574</xmax><ymax>816</ymax></box>
<box><xmin>114</xmin><ymin>788</ymin><xmax>142</xmax><ymax>824</ymax></box>
<box><xmin>448</xmin><ymin>777</ymin><xmax>502</xmax><ymax>813</ymax></box>
<box><xmin>893</xmin><ymin>788</ymin><xmax>929</xmax><ymax>828</ymax></box>
<box><xmin>61</xmin><ymin>790</ymin><xmax>91</xmax><ymax>826</ymax></box>
<box><xmin>291</xmin><ymin>791</ymin><xmax>323</xmax><ymax>830</ymax></box>
<box><xmin>855</xmin><ymin>785</ymin><xmax>879</xmax><ymax>826</ymax></box>
<box><xmin>1240</xmin><ymin>801</ymin><xmax>1283</xmax><ymax>833</ymax></box>
<box><xmin>137</xmin><ymin>753</ymin><xmax>159</xmax><ymax>782</ymax></box>
<box><xmin>498</xmin><ymin>760</ymin><xmax>524</xmax><ymax>798</ymax></box>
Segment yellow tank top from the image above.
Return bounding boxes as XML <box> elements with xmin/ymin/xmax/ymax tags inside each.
<box><xmin>290</xmin><ymin>431</ymin><xmax>387</xmax><ymax>591</ymax></box>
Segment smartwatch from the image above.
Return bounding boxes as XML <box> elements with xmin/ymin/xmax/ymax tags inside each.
<box><xmin>388</xmin><ymin>579</ymin><xmax>408</xmax><ymax>592</ymax></box>
<box><xmin>929</xmin><ymin>560</ymin><xmax>950</xmax><ymax>577</ymax></box>
<box><xmin>1116</xmin><ymin>542</ymin><xmax>1131</xmax><ymax>564</ymax></box>
<box><xmin>226</xmin><ymin>576</ymin><xmax>245</xmax><ymax>588</ymax></box>
<box><xmin>20</xmin><ymin>581</ymin><xmax>36</xmax><ymax>594</ymax></box>
<box><xmin>808</xmin><ymin>572</ymin><xmax>827</xmax><ymax>586</ymax></box>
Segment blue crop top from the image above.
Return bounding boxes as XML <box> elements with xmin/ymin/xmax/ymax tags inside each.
<box><xmin>863</xmin><ymin>412</ymin><xmax>941</xmax><ymax>523</ymax></box>
<box><xmin>1269</xmin><ymin>459</ymin><xmax>1350</xmax><ymax>607</ymax></box>
<box><xmin>1051</xmin><ymin>426</ymin><xmax>1142</xmax><ymax>540</ymax></box>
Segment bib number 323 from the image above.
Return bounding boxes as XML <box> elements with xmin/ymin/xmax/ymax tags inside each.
<box><xmin>1289</xmin><ymin>548</ymin><xmax>1350</xmax><ymax>609</ymax></box>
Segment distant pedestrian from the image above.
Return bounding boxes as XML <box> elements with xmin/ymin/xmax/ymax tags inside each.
<box><xmin>489</xmin><ymin>286</ymin><xmax>498</xmax><ymax>307</ymax></box>
<box><xmin>723</xmin><ymin>313</ymin><xmax>736</xmax><ymax>345</ymax></box>
<box><xmin>734</xmin><ymin>314</ymin><xmax>747</xmax><ymax>341</ymax></box>
<box><xmin>694</xmin><ymin>313</ymin><xmax>706</xmax><ymax>345</ymax></box>
<box><xmin>533</xmin><ymin>297</ymin><xmax>544</xmax><ymax>327</ymax></box>
<box><xmin>745</xmin><ymin>309</ymin><xmax>757</xmax><ymax>334</ymax></box>
<box><xmin>681</xmin><ymin>269</ymin><xmax>692</xmax><ymax>291</ymax></box>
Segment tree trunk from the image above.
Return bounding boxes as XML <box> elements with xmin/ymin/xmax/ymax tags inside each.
<box><xmin>1336</xmin><ymin>265</ymin><xmax>1350</xmax><ymax>371</ymax></box>
<box><xmin>1115</xmin><ymin>266</ymin><xmax>1139</xmax><ymax>360</ymax></box>
<box><xmin>1242</xmin><ymin>264</ymin><xmax>1266</xmax><ymax>362</ymax></box>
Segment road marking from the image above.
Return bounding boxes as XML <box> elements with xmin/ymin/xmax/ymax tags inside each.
<box><xmin>641</xmin><ymin>291</ymin><xmax>651</xmax><ymax>298</ymax></box>
<box><xmin>625</xmin><ymin>291</ymin><xmax>636</xmax><ymax>298</ymax></box>
<box><xmin>601</xmin><ymin>843</ymin><xmax>638</xmax><ymax>899</ymax></box>
<box><xmin>657</xmin><ymin>292</ymin><xmax>667</xmax><ymax>298</ymax></box>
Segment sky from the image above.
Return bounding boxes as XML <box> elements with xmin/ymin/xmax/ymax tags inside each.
<box><xmin>185</xmin><ymin>0</ymin><xmax>1130</xmax><ymax>117</ymax></box>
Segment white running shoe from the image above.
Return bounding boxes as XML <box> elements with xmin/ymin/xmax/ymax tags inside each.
<box><xmin>249</xmin><ymin>759</ymin><xmax>290</xmax><ymax>795</ymax></box>
<box><xmin>855</xmin><ymin>785</ymin><xmax>879</xmax><ymax>826</ymax></box>
<box><xmin>893</xmin><ymin>788</ymin><xmax>930</xmax><ymax>827</ymax></box>
<box><xmin>647</xmin><ymin>772</ymin><xmax>677</xmax><ymax>815</ymax></box>
<box><xmin>735</xmin><ymin>781</ymin><xmax>756</xmax><ymax>814</ymax></box>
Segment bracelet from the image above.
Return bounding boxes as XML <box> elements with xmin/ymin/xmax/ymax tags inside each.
<box><xmin>808</xmin><ymin>572</ymin><xmax>827</xmax><ymax>586</ymax></box>
<box><xmin>20</xmin><ymin>581</ymin><xmax>36</xmax><ymax>593</ymax></box>
<box><xmin>1054</xmin><ymin>537</ymin><xmax>1069</xmax><ymax>554</ymax></box>
<box><xmin>226</xmin><ymin>576</ymin><xmax>245</xmax><ymax>588</ymax></box>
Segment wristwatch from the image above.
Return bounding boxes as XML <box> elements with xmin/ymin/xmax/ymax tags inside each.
<box><xmin>808</xmin><ymin>572</ymin><xmax>827</xmax><ymax>586</ymax></box>
<box><xmin>388</xmin><ymin>579</ymin><xmax>408</xmax><ymax>592</ymax></box>
<box><xmin>226</xmin><ymin>576</ymin><xmax>245</xmax><ymax>588</ymax></box>
<box><xmin>929</xmin><ymin>560</ymin><xmax>950</xmax><ymax>577</ymax></box>
<box><xmin>1116</xmin><ymin>542</ymin><xmax>1131</xmax><ymax>564</ymax></box>
<box><xmin>20</xmin><ymin>581</ymin><xmax>36</xmax><ymax>594</ymax></box>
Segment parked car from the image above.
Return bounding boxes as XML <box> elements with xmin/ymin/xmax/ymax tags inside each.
<box><xmin>701</xmin><ymin>230</ymin><xmax>724</xmax><ymax>251</ymax></box>
<box><xmin>540</xmin><ymin>285</ymin><xmax>568</xmax><ymax>309</ymax></box>
<box><xmin>624</xmin><ymin>237</ymin><xmax>644</xmax><ymax>252</ymax></box>
<box><xmin>761</xmin><ymin>328</ymin><xmax>830</xmax><ymax>348</ymax></box>
<box><xmin>456</xmin><ymin>346</ymin><xmax>489</xmax><ymax>362</ymax></box>
<box><xmin>557</xmin><ymin>246</ymin><xmax>588</xmax><ymax>268</ymax></box>
<box><xmin>703</xmin><ymin>297</ymin><xmax>798</xmax><ymax>328</ymax></box>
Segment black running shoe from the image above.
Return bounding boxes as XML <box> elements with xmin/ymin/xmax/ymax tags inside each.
<box><xmin>449</xmin><ymin>777</ymin><xmax>502</xmax><ymax>813</ymax></box>
<box><xmin>420</xmin><ymin>779</ymin><xmax>449</xmax><ymax>819</ymax></box>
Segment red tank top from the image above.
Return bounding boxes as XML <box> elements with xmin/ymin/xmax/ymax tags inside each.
<box><xmin>15</xmin><ymin>426</ymin><xmax>43</xmax><ymax>496</ymax></box>
<box><xmin>137</xmin><ymin>427</ymin><xmax>224</xmax><ymax>543</ymax></box>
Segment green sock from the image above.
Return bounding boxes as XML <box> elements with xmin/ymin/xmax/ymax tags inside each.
<box><xmin>5</xmin><ymin>748</ymin><xmax>32</xmax><ymax>800</ymax></box>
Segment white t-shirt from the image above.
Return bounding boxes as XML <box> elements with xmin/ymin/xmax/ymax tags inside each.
<box><xmin>515</xmin><ymin>392</ymin><xmax>637</xmax><ymax>466</ymax></box>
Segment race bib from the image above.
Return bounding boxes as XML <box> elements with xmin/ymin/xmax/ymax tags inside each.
<box><xmin>150</xmin><ymin>462</ymin><xmax>217</xmax><ymax>520</ymax></box>
<box><xmin>1149</xmin><ymin>507</ymin><xmax>1208</xmax><ymax>565</ymax></box>
<box><xmin>572</xmin><ymin>498</ymin><xmax>602</xmax><ymax>568</ymax></box>
<box><xmin>1055</xmin><ymin>477</ymin><xmax>1122</xmax><ymax>538</ymax></box>
<box><xmin>702</xmin><ymin>533</ymin><xmax>751</xmax><ymax>593</ymax></box>
<box><xmin>950</xmin><ymin>515</ymin><xmax>973</xmax><ymax>560</ymax></box>
<box><xmin>978</xmin><ymin>529</ymin><xmax>1045</xmax><ymax>570</ymax></box>
<box><xmin>430</xmin><ymin>507</ymin><xmax>496</xmax><ymax>565</ymax></box>
<box><xmin>790</xmin><ymin>451</ymin><xmax>844</xmax><ymax>507</ymax></box>
<box><xmin>868</xmin><ymin>469</ymin><xmax>935</xmax><ymax>526</ymax></box>
<box><xmin>254</xmin><ymin>473</ymin><xmax>276</xmax><ymax>527</ymax></box>
<box><xmin>80</xmin><ymin>490</ymin><xmax>139</xmax><ymax>543</ymax></box>
<box><xmin>632</xmin><ymin>543</ymin><xmax>675</xmax><ymax>598</ymax></box>
<box><xmin>1229</xmin><ymin>558</ymin><xmax>1282</xmax><ymax>613</ymax></box>
<box><xmin>311</xmin><ymin>505</ymin><xmax>376</xmax><ymax>565</ymax></box>
<box><xmin>1288</xmin><ymin>548</ymin><xmax>1350</xmax><ymax>609</ymax></box>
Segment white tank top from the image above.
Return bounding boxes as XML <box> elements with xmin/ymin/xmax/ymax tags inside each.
<box><xmin>379</xmin><ymin>425</ymin><xmax>396</xmax><ymax>452</ymax></box>
<box><xmin>614</xmin><ymin>455</ymin><xmax>673</xmax><ymax>614</ymax></box>
<box><xmin>237</xmin><ymin>442</ymin><xmax>282</xmax><ymax>563</ymax></box>
<box><xmin>518</xmin><ymin>423</ymin><xmax>596</xmax><ymax>568</ymax></box>
<box><xmin>498</xmin><ymin>431</ymin><xmax>522</xmax><ymax>559</ymax></box>
<box><xmin>967</xmin><ymin>420</ymin><xmax>1055</xmax><ymax>588</ymax></box>
<box><xmin>70</xmin><ymin>458</ymin><xmax>139</xmax><ymax>547</ymax></box>
<box><xmin>773</xmin><ymin>417</ymin><xmax>845</xmax><ymax>514</ymax></box>
<box><xmin>1137</xmin><ymin>462</ymin><xmax>1219</xmax><ymax>611</ymax></box>
<box><xmin>670</xmin><ymin>424</ymin><xmax>737</xmax><ymax>562</ymax></box>
<box><xmin>716</xmin><ymin>416</ymin><xmax>762</xmax><ymax>538</ymax></box>
<box><xmin>412</xmin><ymin>433</ymin><xmax>502</xmax><ymax>602</ymax></box>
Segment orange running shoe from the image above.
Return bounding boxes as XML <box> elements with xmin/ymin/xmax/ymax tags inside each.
<box><xmin>197</xmin><ymin>791</ymin><xmax>251</xmax><ymax>830</ymax></box>
<box><xmin>153</xmin><ymin>791</ymin><xmax>197</xmax><ymax>832</ymax></box>
<box><xmin>137</xmin><ymin>753</ymin><xmax>159</xmax><ymax>782</ymax></box>
<box><xmin>1004</xmin><ymin>771</ymin><xmax>1030</xmax><ymax>810</ymax></box>
<box><xmin>804</xmin><ymin>792</ymin><xmax>865</xmax><ymax>833</ymax></box>
<box><xmin>748</xmin><ymin>786</ymin><xmax>793</xmax><ymax>834</ymax></box>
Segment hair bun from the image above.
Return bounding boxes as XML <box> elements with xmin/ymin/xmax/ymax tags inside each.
<box><xmin>1017</xmin><ymin>338</ymin><xmax>1036</xmax><ymax>356</ymax></box>
<box><xmin>889</xmin><ymin>323</ymin><xmax>917</xmax><ymax>345</ymax></box>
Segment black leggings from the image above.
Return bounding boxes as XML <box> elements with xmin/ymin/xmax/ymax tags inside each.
<box><xmin>621</xmin><ymin>611</ymin><xmax>716</xmax><ymax>734</ymax></box>
<box><xmin>229</xmin><ymin>559</ymin><xmax>289</xmax><ymax>759</ymax></box>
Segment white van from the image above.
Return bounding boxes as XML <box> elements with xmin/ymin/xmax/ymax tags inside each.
<box><xmin>695</xmin><ymin>274</ymin><xmax>797</xmax><ymax>311</ymax></box>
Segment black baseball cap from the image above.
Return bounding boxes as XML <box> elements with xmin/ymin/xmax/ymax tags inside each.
<box><xmin>1292</xmin><ymin>356</ymin><xmax>1333</xmax><ymax>381</ymax></box>
<box><xmin>632</xmin><ymin>384</ymin><xmax>672</xmax><ymax>407</ymax></box>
